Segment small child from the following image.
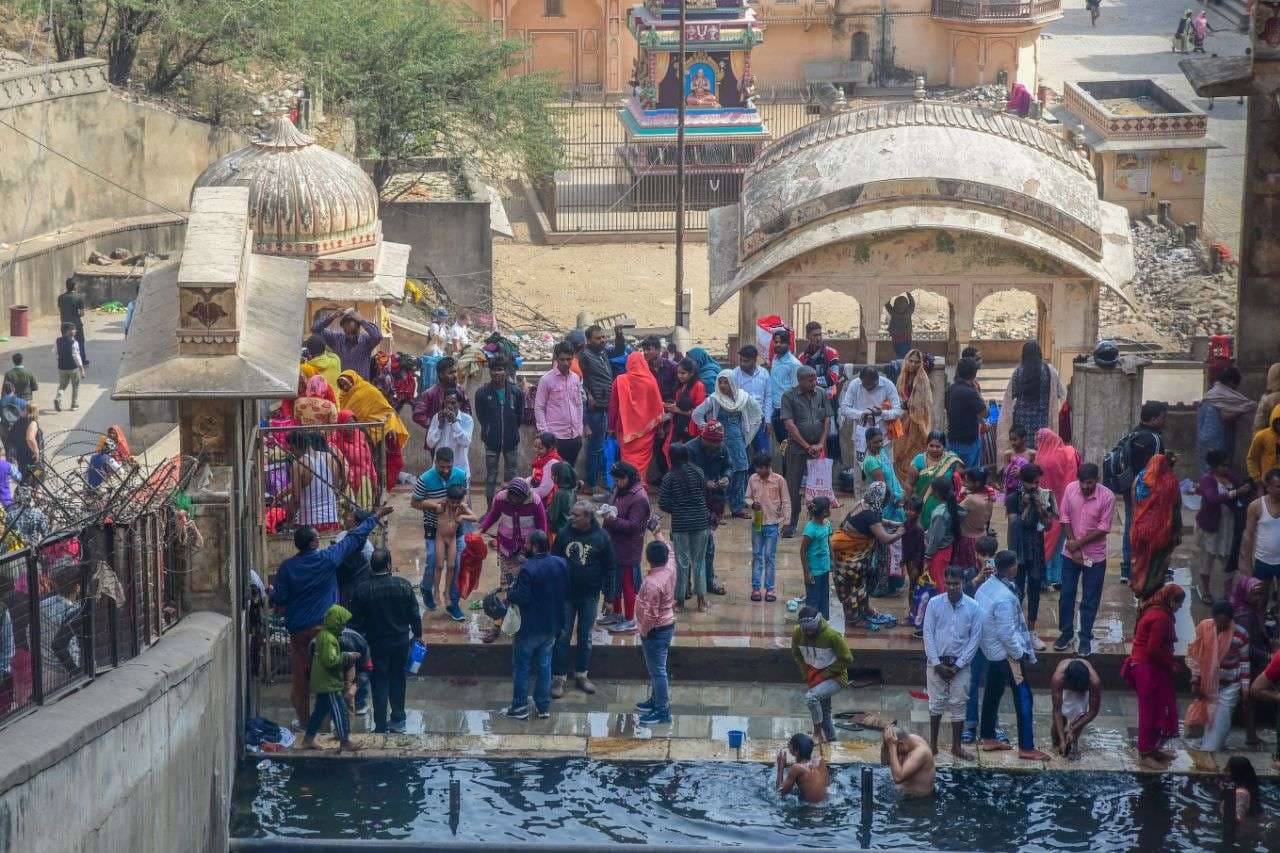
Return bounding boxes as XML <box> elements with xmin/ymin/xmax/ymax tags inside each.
<box><xmin>300</xmin><ymin>604</ymin><xmax>362</xmax><ymax>753</ymax></box>
<box><xmin>340</xmin><ymin>625</ymin><xmax>371</xmax><ymax>717</ymax></box>
<box><xmin>433</xmin><ymin>483</ymin><xmax>478</xmax><ymax>604</ymax></box>
<box><xmin>1001</xmin><ymin>425</ymin><xmax>1036</xmax><ymax>494</ymax></box>
<box><xmin>801</xmin><ymin>497</ymin><xmax>833</xmax><ymax>618</ymax></box>
<box><xmin>545</xmin><ymin>461</ymin><xmax>578</xmax><ymax>543</ymax></box>
<box><xmin>746</xmin><ymin>452</ymin><xmax>791</xmax><ymax>601</ymax></box>
<box><xmin>901</xmin><ymin>496</ymin><xmax>928</xmax><ymax>637</ymax></box>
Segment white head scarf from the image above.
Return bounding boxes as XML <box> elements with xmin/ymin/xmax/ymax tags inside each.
<box><xmin>710</xmin><ymin>368</ymin><xmax>762</xmax><ymax>440</ymax></box>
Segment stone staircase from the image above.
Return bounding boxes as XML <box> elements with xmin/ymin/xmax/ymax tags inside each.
<box><xmin>1206</xmin><ymin>0</ymin><xmax>1250</xmax><ymax>32</ymax></box>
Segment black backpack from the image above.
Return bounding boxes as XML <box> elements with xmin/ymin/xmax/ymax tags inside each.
<box><xmin>1103</xmin><ymin>427</ymin><xmax>1161</xmax><ymax>493</ymax></box>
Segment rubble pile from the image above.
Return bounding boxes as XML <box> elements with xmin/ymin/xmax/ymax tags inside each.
<box><xmin>1102</xmin><ymin>220</ymin><xmax>1235</xmax><ymax>345</ymax></box>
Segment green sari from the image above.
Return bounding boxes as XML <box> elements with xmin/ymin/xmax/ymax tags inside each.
<box><xmin>911</xmin><ymin>451</ymin><xmax>962</xmax><ymax>527</ymax></box>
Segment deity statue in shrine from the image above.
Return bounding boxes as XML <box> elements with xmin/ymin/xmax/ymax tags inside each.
<box><xmin>686</xmin><ymin>67</ymin><xmax>720</xmax><ymax>107</ymax></box>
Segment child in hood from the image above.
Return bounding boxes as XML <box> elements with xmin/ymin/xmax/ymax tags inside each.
<box><xmin>300</xmin><ymin>604</ymin><xmax>362</xmax><ymax>753</ymax></box>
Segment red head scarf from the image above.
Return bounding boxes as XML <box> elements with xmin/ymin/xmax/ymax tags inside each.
<box><xmin>615</xmin><ymin>351</ymin><xmax>664</xmax><ymax>444</ymax></box>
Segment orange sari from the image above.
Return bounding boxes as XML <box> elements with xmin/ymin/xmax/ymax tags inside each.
<box><xmin>611</xmin><ymin>351</ymin><xmax>665</xmax><ymax>477</ymax></box>
<box><xmin>1130</xmin><ymin>454</ymin><xmax>1181</xmax><ymax>600</ymax></box>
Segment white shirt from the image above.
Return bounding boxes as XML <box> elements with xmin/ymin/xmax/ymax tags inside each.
<box><xmin>427</xmin><ymin>411</ymin><xmax>474</xmax><ymax>474</ymax></box>
<box><xmin>978</xmin><ymin>576</ymin><xmax>1034</xmax><ymax>664</ymax></box>
<box><xmin>838</xmin><ymin>375</ymin><xmax>902</xmax><ymax>431</ymax></box>
<box><xmin>923</xmin><ymin>592</ymin><xmax>982</xmax><ymax>669</ymax></box>
<box><xmin>449</xmin><ymin>322</ymin><xmax>471</xmax><ymax>350</ymax></box>
<box><xmin>732</xmin><ymin>365</ymin><xmax>772</xmax><ymax>425</ymax></box>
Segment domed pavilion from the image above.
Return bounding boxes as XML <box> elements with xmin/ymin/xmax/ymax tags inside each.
<box><xmin>192</xmin><ymin>116</ymin><xmax>409</xmax><ymax>339</ymax></box>
<box><xmin>708</xmin><ymin>91</ymin><xmax>1137</xmax><ymax>383</ymax></box>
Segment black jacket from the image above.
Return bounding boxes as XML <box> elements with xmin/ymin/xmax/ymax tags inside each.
<box><xmin>55</xmin><ymin>337</ymin><xmax>79</xmax><ymax>372</ymax></box>
<box><xmin>577</xmin><ymin>347</ymin><xmax>614</xmax><ymax>408</ymax></box>
<box><xmin>553</xmin><ymin>519</ymin><xmax>616</xmax><ymax>599</ymax></box>
<box><xmin>474</xmin><ymin>381</ymin><xmax>524</xmax><ymax>452</ymax></box>
<box><xmin>348</xmin><ymin>572</ymin><xmax>423</xmax><ymax>648</ymax></box>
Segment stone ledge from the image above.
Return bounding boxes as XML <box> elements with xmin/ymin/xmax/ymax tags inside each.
<box><xmin>0</xmin><ymin>611</ymin><xmax>231</xmax><ymax>798</ymax></box>
<box><xmin>0</xmin><ymin>58</ymin><xmax>108</xmax><ymax>111</ymax></box>
<box><xmin>7</xmin><ymin>213</ymin><xmax>187</xmax><ymax>264</ymax></box>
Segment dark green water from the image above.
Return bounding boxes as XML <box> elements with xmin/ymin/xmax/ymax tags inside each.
<box><xmin>232</xmin><ymin>757</ymin><xmax>1280</xmax><ymax>850</ymax></box>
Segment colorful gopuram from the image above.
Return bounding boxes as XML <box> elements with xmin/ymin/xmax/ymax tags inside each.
<box><xmin>619</xmin><ymin>0</ymin><xmax>769</xmax><ymax>209</ymax></box>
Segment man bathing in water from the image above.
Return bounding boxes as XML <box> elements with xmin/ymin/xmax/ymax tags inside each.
<box><xmin>881</xmin><ymin>726</ymin><xmax>935</xmax><ymax>796</ymax></box>
<box><xmin>775</xmin><ymin>733</ymin><xmax>830</xmax><ymax>803</ymax></box>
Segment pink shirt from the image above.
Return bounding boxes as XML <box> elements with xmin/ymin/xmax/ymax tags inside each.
<box><xmin>636</xmin><ymin>552</ymin><xmax>676</xmax><ymax>636</ymax></box>
<box><xmin>534</xmin><ymin>367</ymin><xmax>583</xmax><ymax>440</ymax></box>
<box><xmin>746</xmin><ymin>471</ymin><xmax>791</xmax><ymax>526</ymax></box>
<box><xmin>1059</xmin><ymin>480</ymin><xmax>1115</xmax><ymax>564</ymax></box>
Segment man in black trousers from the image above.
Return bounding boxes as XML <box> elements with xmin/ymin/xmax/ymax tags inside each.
<box><xmin>348</xmin><ymin>548</ymin><xmax>423</xmax><ymax>733</ymax></box>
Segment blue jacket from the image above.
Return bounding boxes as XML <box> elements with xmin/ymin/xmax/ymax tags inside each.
<box><xmin>270</xmin><ymin>516</ymin><xmax>378</xmax><ymax>633</ymax></box>
<box><xmin>507</xmin><ymin>553</ymin><xmax>569</xmax><ymax>638</ymax></box>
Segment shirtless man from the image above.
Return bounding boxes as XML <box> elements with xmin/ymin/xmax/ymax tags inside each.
<box><xmin>775</xmin><ymin>733</ymin><xmax>830</xmax><ymax>804</ymax></box>
<box><xmin>881</xmin><ymin>726</ymin><xmax>935</xmax><ymax>797</ymax></box>
<box><xmin>1051</xmin><ymin>658</ymin><xmax>1101</xmax><ymax>760</ymax></box>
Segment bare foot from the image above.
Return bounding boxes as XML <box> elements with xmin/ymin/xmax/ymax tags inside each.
<box><xmin>980</xmin><ymin>739</ymin><xmax>1012</xmax><ymax>752</ymax></box>
<box><xmin>1018</xmin><ymin>748</ymin><xmax>1051</xmax><ymax>761</ymax></box>
<box><xmin>297</xmin><ymin>738</ymin><xmax>321</xmax><ymax>751</ymax></box>
<box><xmin>697</xmin><ymin>598</ymin><xmax>709</xmax><ymax>613</ymax></box>
<box><xmin>1151</xmin><ymin>748</ymin><xmax>1175</xmax><ymax>763</ymax></box>
<box><xmin>952</xmin><ymin>746</ymin><xmax>976</xmax><ymax>761</ymax></box>
<box><xmin>812</xmin><ymin>726</ymin><xmax>827</xmax><ymax>744</ymax></box>
<box><xmin>1138</xmin><ymin>755</ymin><xmax>1167</xmax><ymax>771</ymax></box>
<box><xmin>338</xmin><ymin>740</ymin><xmax>362</xmax><ymax>754</ymax></box>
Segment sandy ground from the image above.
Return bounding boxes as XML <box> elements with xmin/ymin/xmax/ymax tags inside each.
<box><xmin>494</xmin><ymin>238</ymin><xmax>1040</xmax><ymax>351</ymax></box>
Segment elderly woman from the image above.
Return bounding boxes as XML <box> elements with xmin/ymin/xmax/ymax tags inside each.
<box><xmin>295</xmin><ymin>374</ymin><xmax>338</xmax><ymax>426</ymax></box>
<box><xmin>830</xmin><ymin>482</ymin><xmax>903</xmax><ymax>633</ymax></box>
<box><xmin>336</xmin><ymin>370</ymin><xmax>410</xmax><ymax>488</ymax></box>
<box><xmin>997</xmin><ymin>341</ymin><xmax>1065</xmax><ymax>454</ymax></box>
<box><xmin>893</xmin><ymin>349</ymin><xmax>933</xmax><ymax>488</ymax></box>
<box><xmin>1231</xmin><ymin>576</ymin><xmax>1273</xmax><ymax>746</ymax></box>
<box><xmin>693</xmin><ymin>369</ymin><xmax>763</xmax><ymax>517</ymax></box>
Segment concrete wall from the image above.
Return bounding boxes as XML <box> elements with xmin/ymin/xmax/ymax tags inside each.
<box><xmin>0</xmin><ymin>59</ymin><xmax>243</xmax><ymax>249</ymax></box>
<box><xmin>0</xmin><ymin>613</ymin><xmax>236</xmax><ymax>853</ymax></box>
<box><xmin>378</xmin><ymin>171</ymin><xmax>493</xmax><ymax>317</ymax></box>
<box><xmin>1098</xmin><ymin>148</ymin><xmax>1209</xmax><ymax>228</ymax></box>
<box><xmin>3</xmin><ymin>217</ymin><xmax>186</xmax><ymax>318</ymax></box>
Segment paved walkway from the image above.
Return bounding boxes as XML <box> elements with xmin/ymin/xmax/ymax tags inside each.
<box><xmin>381</xmin><ymin>489</ymin><xmax>1200</xmax><ymax>662</ymax></box>
<box><xmin>257</xmin><ymin>676</ymin><xmax>1277</xmax><ymax>778</ymax></box>
<box><xmin>1040</xmin><ymin>0</ymin><xmax>1250</xmax><ymax>250</ymax></box>
<box><xmin>0</xmin><ymin>307</ymin><xmax>132</xmax><ymax>457</ymax></box>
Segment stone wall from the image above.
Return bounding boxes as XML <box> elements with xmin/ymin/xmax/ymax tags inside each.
<box><xmin>0</xmin><ymin>58</ymin><xmax>243</xmax><ymax>266</ymax></box>
<box><xmin>377</xmin><ymin>166</ymin><xmax>493</xmax><ymax>317</ymax></box>
<box><xmin>3</xmin><ymin>216</ymin><xmax>186</xmax><ymax>318</ymax></box>
<box><xmin>0</xmin><ymin>613</ymin><xmax>236</xmax><ymax>853</ymax></box>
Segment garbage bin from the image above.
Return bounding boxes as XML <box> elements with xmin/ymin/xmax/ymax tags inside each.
<box><xmin>8</xmin><ymin>305</ymin><xmax>29</xmax><ymax>338</ymax></box>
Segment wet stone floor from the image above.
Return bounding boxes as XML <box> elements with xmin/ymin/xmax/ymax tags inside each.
<box><xmin>257</xmin><ymin>676</ymin><xmax>1280</xmax><ymax>778</ymax></box>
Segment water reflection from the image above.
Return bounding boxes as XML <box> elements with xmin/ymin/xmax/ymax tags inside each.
<box><xmin>232</xmin><ymin>758</ymin><xmax>1280</xmax><ymax>850</ymax></box>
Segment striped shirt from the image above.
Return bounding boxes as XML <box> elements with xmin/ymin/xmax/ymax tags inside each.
<box><xmin>412</xmin><ymin>467</ymin><xmax>469</xmax><ymax>537</ymax></box>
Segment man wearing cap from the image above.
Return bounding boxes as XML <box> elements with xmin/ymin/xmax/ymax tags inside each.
<box><xmin>312</xmin><ymin>306</ymin><xmax>383</xmax><ymax>379</ymax></box>
<box><xmin>779</xmin><ymin>365</ymin><xmax>828</xmax><ymax>537</ymax></box>
<box><xmin>791</xmin><ymin>605</ymin><xmax>853</xmax><ymax>743</ymax></box>
<box><xmin>685</xmin><ymin>422</ymin><xmax>730</xmax><ymax>596</ymax></box>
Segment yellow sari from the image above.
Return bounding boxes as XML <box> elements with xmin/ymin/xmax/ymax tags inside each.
<box><xmin>336</xmin><ymin>370</ymin><xmax>410</xmax><ymax>447</ymax></box>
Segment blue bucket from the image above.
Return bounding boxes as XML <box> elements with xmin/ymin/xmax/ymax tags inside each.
<box><xmin>727</xmin><ymin>730</ymin><xmax>745</xmax><ymax>749</ymax></box>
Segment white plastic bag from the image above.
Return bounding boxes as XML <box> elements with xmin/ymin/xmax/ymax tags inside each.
<box><xmin>500</xmin><ymin>602</ymin><xmax>522</xmax><ymax>636</ymax></box>
<box><xmin>804</xmin><ymin>457</ymin><xmax>838</xmax><ymax>505</ymax></box>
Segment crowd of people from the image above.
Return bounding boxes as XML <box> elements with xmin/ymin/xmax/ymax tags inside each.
<box><xmin>263</xmin><ymin>301</ymin><xmax>1280</xmax><ymax>816</ymax></box>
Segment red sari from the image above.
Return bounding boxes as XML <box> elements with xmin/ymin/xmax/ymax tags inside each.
<box><xmin>1121</xmin><ymin>584</ymin><xmax>1183</xmax><ymax>754</ymax></box>
<box><xmin>1129</xmin><ymin>454</ymin><xmax>1181</xmax><ymax>600</ymax></box>
<box><xmin>609</xmin><ymin>351</ymin><xmax>665</xmax><ymax>481</ymax></box>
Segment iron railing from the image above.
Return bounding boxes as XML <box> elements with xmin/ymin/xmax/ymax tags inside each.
<box><xmin>930</xmin><ymin>0</ymin><xmax>1061</xmax><ymax>20</ymax></box>
<box><xmin>0</xmin><ymin>508</ymin><xmax>187</xmax><ymax>728</ymax></box>
<box><xmin>258</xmin><ymin>422</ymin><xmax>388</xmax><ymax>538</ymax></box>
<box><xmin>544</xmin><ymin>86</ymin><xmax>825</xmax><ymax>233</ymax></box>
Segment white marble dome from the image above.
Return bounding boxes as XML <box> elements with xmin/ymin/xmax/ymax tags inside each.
<box><xmin>192</xmin><ymin>116</ymin><xmax>379</xmax><ymax>257</ymax></box>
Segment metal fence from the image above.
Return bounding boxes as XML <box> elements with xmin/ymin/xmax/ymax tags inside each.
<box><xmin>258</xmin><ymin>422</ymin><xmax>388</xmax><ymax>538</ymax></box>
<box><xmin>0</xmin><ymin>509</ymin><xmax>187</xmax><ymax>728</ymax></box>
<box><xmin>543</xmin><ymin>85</ymin><xmax>824</xmax><ymax>233</ymax></box>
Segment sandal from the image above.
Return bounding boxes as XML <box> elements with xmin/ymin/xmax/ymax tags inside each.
<box><xmin>750</xmin><ymin>589</ymin><xmax>763</xmax><ymax>602</ymax></box>
<box><xmin>765</xmin><ymin>591</ymin><xmax>777</xmax><ymax>603</ymax></box>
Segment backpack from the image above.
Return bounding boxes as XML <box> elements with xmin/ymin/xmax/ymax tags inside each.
<box><xmin>1102</xmin><ymin>430</ymin><xmax>1136</xmax><ymax>493</ymax></box>
<box><xmin>1103</xmin><ymin>426</ymin><xmax>1161</xmax><ymax>493</ymax></box>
